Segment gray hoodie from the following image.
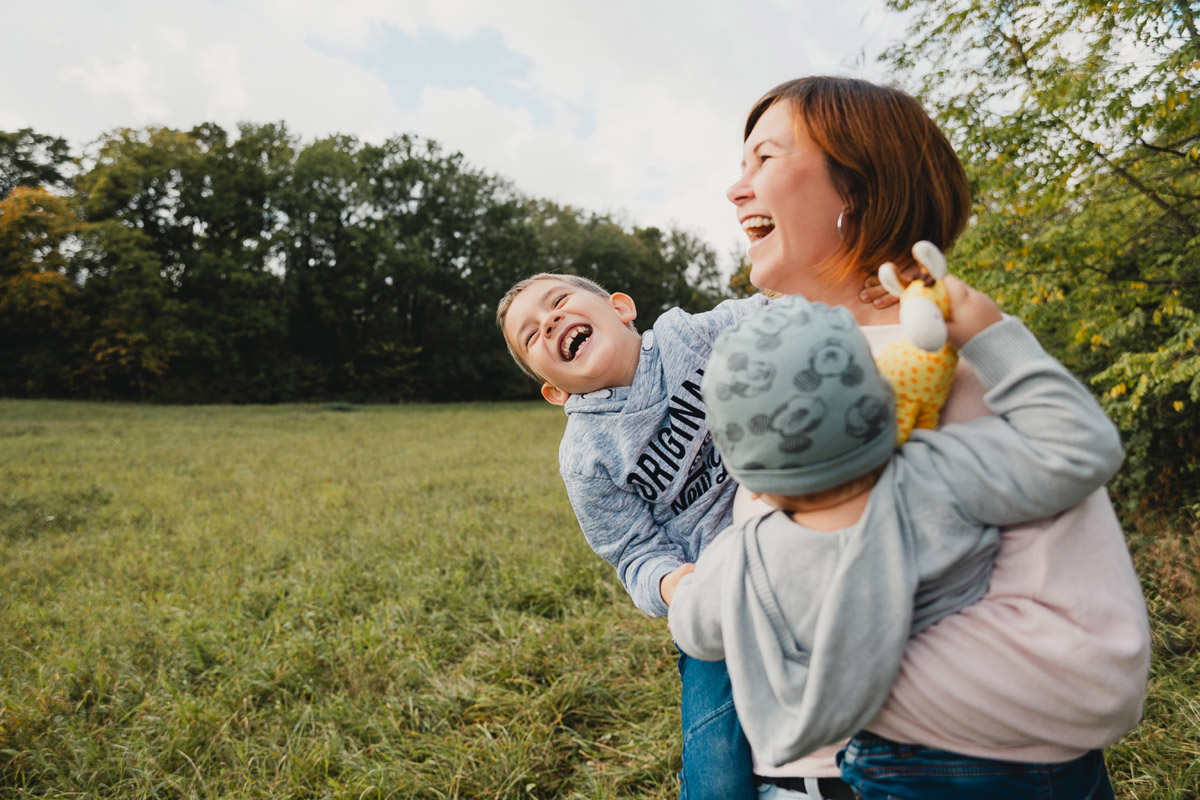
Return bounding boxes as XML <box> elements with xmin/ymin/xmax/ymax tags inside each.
<box><xmin>559</xmin><ymin>295</ymin><xmax>768</xmax><ymax>617</ymax></box>
<box><xmin>667</xmin><ymin>318</ymin><xmax>1125</xmax><ymax>766</ymax></box>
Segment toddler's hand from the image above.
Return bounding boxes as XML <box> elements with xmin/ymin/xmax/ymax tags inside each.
<box><xmin>660</xmin><ymin>563</ymin><xmax>696</xmax><ymax>606</ymax></box>
<box><xmin>944</xmin><ymin>276</ymin><xmax>1003</xmax><ymax>349</ymax></box>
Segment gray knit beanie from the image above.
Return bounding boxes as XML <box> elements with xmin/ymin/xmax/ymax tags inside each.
<box><xmin>702</xmin><ymin>296</ymin><xmax>897</xmax><ymax>495</ymax></box>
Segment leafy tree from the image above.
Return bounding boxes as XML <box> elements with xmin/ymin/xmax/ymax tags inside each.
<box><xmin>884</xmin><ymin>0</ymin><xmax>1200</xmax><ymax>512</ymax></box>
<box><xmin>74</xmin><ymin>127</ymin><xmax>203</xmax><ymax>274</ymax></box>
<box><xmin>529</xmin><ymin>202</ymin><xmax>726</xmax><ymax>323</ymax></box>
<box><xmin>171</xmin><ymin>123</ymin><xmax>293</xmax><ymax>401</ymax></box>
<box><xmin>355</xmin><ymin>136</ymin><xmax>543</xmax><ymax>401</ymax></box>
<box><xmin>75</xmin><ymin>124</ymin><xmax>293</xmax><ymax>401</ymax></box>
<box><xmin>0</xmin><ymin>129</ymin><xmax>72</xmax><ymax>200</ymax></box>
<box><xmin>278</xmin><ymin>134</ymin><xmax>407</xmax><ymax>399</ymax></box>
<box><xmin>71</xmin><ymin>221</ymin><xmax>178</xmax><ymax>399</ymax></box>
<box><xmin>0</xmin><ymin>187</ymin><xmax>83</xmax><ymax>394</ymax></box>
<box><xmin>3</xmin><ymin>122</ymin><xmax>729</xmax><ymax>405</ymax></box>
<box><xmin>726</xmin><ymin>252</ymin><xmax>758</xmax><ymax>298</ymax></box>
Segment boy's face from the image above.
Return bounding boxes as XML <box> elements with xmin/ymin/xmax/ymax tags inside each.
<box><xmin>503</xmin><ymin>278</ymin><xmax>642</xmax><ymax>404</ymax></box>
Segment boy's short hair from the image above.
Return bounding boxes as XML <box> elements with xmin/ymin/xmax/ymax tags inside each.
<box><xmin>496</xmin><ymin>273</ymin><xmax>612</xmax><ymax>382</ymax></box>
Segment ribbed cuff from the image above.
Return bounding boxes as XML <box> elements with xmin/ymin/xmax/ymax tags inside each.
<box><xmin>958</xmin><ymin>317</ymin><xmax>1045</xmax><ymax>388</ymax></box>
<box><xmin>644</xmin><ymin>560</ymin><xmax>678</xmax><ymax>618</ymax></box>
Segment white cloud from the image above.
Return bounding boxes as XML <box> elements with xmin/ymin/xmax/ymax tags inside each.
<box><xmin>198</xmin><ymin>41</ymin><xmax>250</xmax><ymax>121</ymax></box>
<box><xmin>61</xmin><ymin>46</ymin><xmax>171</xmax><ymax>124</ymax></box>
<box><xmin>0</xmin><ymin>0</ymin><xmax>903</xmax><ymax>271</ymax></box>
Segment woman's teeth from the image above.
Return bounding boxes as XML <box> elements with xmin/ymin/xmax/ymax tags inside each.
<box><xmin>741</xmin><ymin>215</ymin><xmax>775</xmax><ymax>241</ymax></box>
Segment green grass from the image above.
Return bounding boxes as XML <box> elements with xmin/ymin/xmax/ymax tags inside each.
<box><xmin>1</xmin><ymin>400</ymin><xmax>1197</xmax><ymax>799</ymax></box>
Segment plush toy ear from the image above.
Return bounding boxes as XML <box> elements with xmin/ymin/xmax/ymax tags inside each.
<box><xmin>912</xmin><ymin>240</ymin><xmax>947</xmax><ymax>280</ymax></box>
<box><xmin>877</xmin><ymin>262</ymin><xmax>906</xmax><ymax>298</ymax></box>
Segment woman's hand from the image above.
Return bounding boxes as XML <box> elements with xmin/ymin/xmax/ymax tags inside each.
<box><xmin>860</xmin><ymin>263</ymin><xmax>921</xmax><ymax>309</ymax></box>
<box><xmin>660</xmin><ymin>562</ymin><xmax>696</xmax><ymax>606</ymax></box>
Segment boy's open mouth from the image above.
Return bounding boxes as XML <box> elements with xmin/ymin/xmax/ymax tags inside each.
<box><xmin>742</xmin><ymin>215</ymin><xmax>775</xmax><ymax>242</ymax></box>
<box><xmin>560</xmin><ymin>324</ymin><xmax>592</xmax><ymax>361</ymax></box>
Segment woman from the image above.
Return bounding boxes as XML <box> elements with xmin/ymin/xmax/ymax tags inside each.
<box><xmin>727</xmin><ymin>76</ymin><xmax>1150</xmax><ymax>800</ymax></box>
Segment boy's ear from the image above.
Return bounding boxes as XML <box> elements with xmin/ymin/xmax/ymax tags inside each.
<box><xmin>541</xmin><ymin>382</ymin><xmax>570</xmax><ymax>406</ymax></box>
<box><xmin>610</xmin><ymin>292</ymin><xmax>637</xmax><ymax>324</ymax></box>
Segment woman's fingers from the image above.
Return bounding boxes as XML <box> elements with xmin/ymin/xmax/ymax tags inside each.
<box><xmin>861</xmin><ymin>262</ymin><xmax>923</xmax><ymax>309</ymax></box>
<box><xmin>861</xmin><ymin>275</ymin><xmax>899</xmax><ymax>308</ymax></box>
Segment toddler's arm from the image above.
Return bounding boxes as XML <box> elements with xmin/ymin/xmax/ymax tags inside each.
<box><xmin>667</xmin><ymin>529</ymin><xmax>741</xmax><ymax>661</ymax></box>
<box><xmin>907</xmin><ymin>283</ymin><xmax>1123</xmax><ymax>526</ymax></box>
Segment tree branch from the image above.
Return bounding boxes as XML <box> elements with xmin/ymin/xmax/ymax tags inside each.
<box><xmin>1001</xmin><ymin>29</ymin><xmax>1197</xmax><ymax>236</ymax></box>
<box><xmin>1176</xmin><ymin>0</ymin><xmax>1199</xmax><ymax>45</ymax></box>
<box><xmin>1136</xmin><ymin>137</ymin><xmax>1197</xmax><ymax>158</ymax></box>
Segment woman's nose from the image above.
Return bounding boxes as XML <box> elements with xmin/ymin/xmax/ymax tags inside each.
<box><xmin>726</xmin><ymin>172</ymin><xmax>751</xmax><ymax>204</ymax></box>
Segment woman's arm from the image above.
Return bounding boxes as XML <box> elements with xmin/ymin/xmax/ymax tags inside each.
<box><xmin>864</xmin><ymin>324</ymin><xmax>1150</xmax><ymax>761</ymax></box>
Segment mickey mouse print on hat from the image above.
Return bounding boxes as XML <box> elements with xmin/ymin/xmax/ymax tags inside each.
<box><xmin>701</xmin><ymin>296</ymin><xmax>897</xmax><ymax>496</ymax></box>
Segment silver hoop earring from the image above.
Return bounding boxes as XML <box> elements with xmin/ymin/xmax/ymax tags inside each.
<box><xmin>836</xmin><ymin>210</ymin><xmax>846</xmax><ymax>241</ymax></box>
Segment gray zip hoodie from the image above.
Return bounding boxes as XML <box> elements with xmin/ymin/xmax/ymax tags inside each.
<box><xmin>559</xmin><ymin>295</ymin><xmax>768</xmax><ymax>617</ymax></box>
<box><xmin>667</xmin><ymin>318</ymin><xmax>1125</xmax><ymax>766</ymax></box>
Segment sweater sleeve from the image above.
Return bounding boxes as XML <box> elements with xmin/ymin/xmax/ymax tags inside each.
<box><xmin>562</xmin><ymin>471</ymin><xmax>686</xmax><ymax>618</ymax></box>
<box><xmin>667</xmin><ymin>527</ymin><xmax>739</xmax><ymax>660</ymax></box>
<box><xmin>903</xmin><ymin>317</ymin><xmax>1124</xmax><ymax>526</ymax></box>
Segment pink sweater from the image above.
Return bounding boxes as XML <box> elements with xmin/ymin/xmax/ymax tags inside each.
<box><xmin>744</xmin><ymin>323</ymin><xmax>1150</xmax><ymax>777</ymax></box>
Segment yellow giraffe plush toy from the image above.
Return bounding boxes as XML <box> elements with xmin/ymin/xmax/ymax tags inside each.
<box><xmin>874</xmin><ymin>240</ymin><xmax>958</xmax><ymax>444</ymax></box>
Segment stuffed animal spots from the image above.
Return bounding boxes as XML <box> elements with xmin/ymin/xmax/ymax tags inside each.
<box><xmin>874</xmin><ymin>241</ymin><xmax>959</xmax><ymax>444</ymax></box>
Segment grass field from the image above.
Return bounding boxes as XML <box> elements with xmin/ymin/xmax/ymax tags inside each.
<box><xmin>1</xmin><ymin>400</ymin><xmax>1197</xmax><ymax>799</ymax></box>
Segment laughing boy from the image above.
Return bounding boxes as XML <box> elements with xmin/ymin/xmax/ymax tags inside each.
<box><xmin>497</xmin><ymin>272</ymin><xmax>770</xmax><ymax>799</ymax></box>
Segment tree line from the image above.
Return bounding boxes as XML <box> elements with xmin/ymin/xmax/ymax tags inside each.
<box><xmin>0</xmin><ymin>125</ymin><xmax>726</xmax><ymax>404</ymax></box>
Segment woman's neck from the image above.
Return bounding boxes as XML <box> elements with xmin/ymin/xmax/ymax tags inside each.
<box><xmin>799</xmin><ymin>272</ymin><xmax>901</xmax><ymax>327</ymax></box>
<box><xmin>852</xmin><ymin>301</ymin><xmax>901</xmax><ymax>327</ymax></box>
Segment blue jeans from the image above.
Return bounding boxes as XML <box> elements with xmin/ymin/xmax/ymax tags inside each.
<box><xmin>677</xmin><ymin>650</ymin><xmax>756</xmax><ymax>800</ymax></box>
<box><xmin>840</xmin><ymin>732</ymin><xmax>1115</xmax><ymax>800</ymax></box>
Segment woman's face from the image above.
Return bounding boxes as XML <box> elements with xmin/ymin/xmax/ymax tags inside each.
<box><xmin>727</xmin><ymin>100</ymin><xmax>847</xmax><ymax>296</ymax></box>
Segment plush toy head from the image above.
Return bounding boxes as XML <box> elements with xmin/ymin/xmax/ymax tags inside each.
<box><xmin>878</xmin><ymin>240</ymin><xmax>951</xmax><ymax>352</ymax></box>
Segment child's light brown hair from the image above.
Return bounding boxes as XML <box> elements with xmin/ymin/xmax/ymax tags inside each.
<box><xmin>496</xmin><ymin>273</ymin><xmax>613</xmax><ymax>382</ymax></box>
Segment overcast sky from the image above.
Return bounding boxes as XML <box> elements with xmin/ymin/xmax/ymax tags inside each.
<box><xmin>1</xmin><ymin>0</ymin><xmax>908</xmax><ymax>272</ymax></box>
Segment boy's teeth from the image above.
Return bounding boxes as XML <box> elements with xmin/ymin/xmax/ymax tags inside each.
<box><xmin>560</xmin><ymin>325</ymin><xmax>592</xmax><ymax>360</ymax></box>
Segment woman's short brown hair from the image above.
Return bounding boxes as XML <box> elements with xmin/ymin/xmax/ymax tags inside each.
<box><xmin>745</xmin><ymin>77</ymin><xmax>971</xmax><ymax>282</ymax></box>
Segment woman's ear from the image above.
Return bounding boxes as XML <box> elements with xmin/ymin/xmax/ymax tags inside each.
<box><xmin>541</xmin><ymin>383</ymin><xmax>569</xmax><ymax>406</ymax></box>
<box><xmin>610</xmin><ymin>292</ymin><xmax>637</xmax><ymax>325</ymax></box>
